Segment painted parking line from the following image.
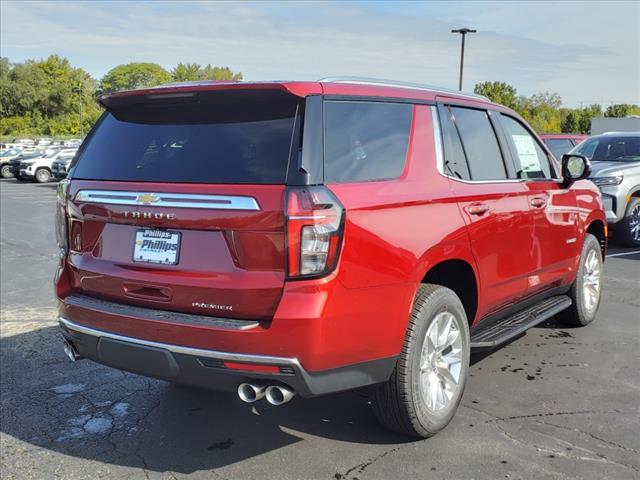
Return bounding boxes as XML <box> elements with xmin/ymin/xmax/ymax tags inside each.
<box><xmin>607</xmin><ymin>250</ymin><xmax>640</xmax><ymax>258</ymax></box>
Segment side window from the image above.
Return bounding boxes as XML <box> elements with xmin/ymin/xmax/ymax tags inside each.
<box><xmin>438</xmin><ymin>105</ymin><xmax>470</xmax><ymax>180</ymax></box>
<box><xmin>500</xmin><ymin>115</ymin><xmax>553</xmax><ymax>179</ymax></box>
<box><xmin>450</xmin><ymin>107</ymin><xmax>507</xmax><ymax>181</ymax></box>
<box><xmin>545</xmin><ymin>139</ymin><xmax>573</xmax><ymax>160</ymax></box>
<box><xmin>323</xmin><ymin>101</ymin><xmax>412</xmax><ymax>183</ymax></box>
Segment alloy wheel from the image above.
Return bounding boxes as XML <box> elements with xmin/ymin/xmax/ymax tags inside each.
<box><xmin>419</xmin><ymin>311</ymin><xmax>463</xmax><ymax>413</ymax></box>
<box><xmin>629</xmin><ymin>204</ymin><xmax>640</xmax><ymax>242</ymax></box>
<box><xmin>582</xmin><ymin>249</ymin><xmax>601</xmax><ymax>314</ymax></box>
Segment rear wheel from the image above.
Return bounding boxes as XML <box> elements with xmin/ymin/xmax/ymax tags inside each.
<box><xmin>34</xmin><ymin>168</ymin><xmax>51</xmax><ymax>183</ymax></box>
<box><xmin>617</xmin><ymin>197</ymin><xmax>640</xmax><ymax>247</ymax></box>
<box><xmin>0</xmin><ymin>164</ymin><xmax>13</xmax><ymax>178</ymax></box>
<box><xmin>371</xmin><ymin>284</ymin><xmax>470</xmax><ymax>438</ymax></box>
<box><xmin>557</xmin><ymin>234</ymin><xmax>603</xmax><ymax>327</ymax></box>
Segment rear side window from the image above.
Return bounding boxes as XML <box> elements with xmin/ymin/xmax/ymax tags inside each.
<box><xmin>450</xmin><ymin>107</ymin><xmax>507</xmax><ymax>181</ymax></box>
<box><xmin>323</xmin><ymin>101</ymin><xmax>412</xmax><ymax>183</ymax></box>
<box><xmin>438</xmin><ymin>105</ymin><xmax>471</xmax><ymax>180</ymax></box>
<box><xmin>500</xmin><ymin>115</ymin><xmax>553</xmax><ymax>179</ymax></box>
<box><xmin>72</xmin><ymin>90</ymin><xmax>299</xmax><ymax>184</ymax></box>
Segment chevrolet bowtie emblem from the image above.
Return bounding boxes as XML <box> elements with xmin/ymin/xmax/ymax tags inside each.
<box><xmin>136</xmin><ymin>193</ymin><xmax>160</xmax><ymax>205</ymax></box>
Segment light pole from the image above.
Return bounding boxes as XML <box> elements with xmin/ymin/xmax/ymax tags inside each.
<box><xmin>451</xmin><ymin>28</ymin><xmax>476</xmax><ymax>91</ymax></box>
<box><xmin>75</xmin><ymin>81</ymin><xmax>84</xmax><ymax>137</ymax></box>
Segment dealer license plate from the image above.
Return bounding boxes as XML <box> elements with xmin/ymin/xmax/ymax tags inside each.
<box><xmin>133</xmin><ymin>229</ymin><xmax>181</xmax><ymax>265</ymax></box>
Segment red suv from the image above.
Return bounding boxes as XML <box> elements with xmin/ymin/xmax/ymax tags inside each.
<box><xmin>56</xmin><ymin>78</ymin><xmax>606</xmax><ymax>438</ymax></box>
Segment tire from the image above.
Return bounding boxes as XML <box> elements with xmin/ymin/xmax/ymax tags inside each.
<box><xmin>556</xmin><ymin>234</ymin><xmax>603</xmax><ymax>327</ymax></box>
<box><xmin>0</xmin><ymin>164</ymin><xmax>13</xmax><ymax>178</ymax></box>
<box><xmin>34</xmin><ymin>168</ymin><xmax>51</xmax><ymax>183</ymax></box>
<box><xmin>617</xmin><ymin>197</ymin><xmax>640</xmax><ymax>248</ymax></box>
<box><xmin>371</xmin><ymin>284</ymin><xmax>470</xmax><ymax>438</ymax></box>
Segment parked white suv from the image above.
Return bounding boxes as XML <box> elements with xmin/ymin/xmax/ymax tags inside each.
<box><xmin>19</xmin><ymin>149</ymin><xmax>77</xmax><ymax>183</ymax></box>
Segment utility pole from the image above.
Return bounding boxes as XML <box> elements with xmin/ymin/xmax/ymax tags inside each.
<box><xmin>451</xmin><ymin>28</ymin><xmax>477</xmax><ymax>91</ymax></box>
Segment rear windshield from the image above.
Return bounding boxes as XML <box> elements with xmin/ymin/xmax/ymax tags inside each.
<box><xmin>72</xmin><ymin>90</ymin><xmax>299</xmax><ymax>184</ymax></box>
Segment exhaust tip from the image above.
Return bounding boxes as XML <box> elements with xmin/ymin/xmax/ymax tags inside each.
<box><xmin>265</xmin><ymin>385</ymin><xmax>296</xmax><ymax>406</ymax></box>
<box><xmin>237</xmin><ymin>382</ymin><xmax>266</xmax><ymax>403</ymax></box>
<box><xmin>63</xmin><ymin>340</ymin><xmax>82</xmax><ymax>362</ymax></box>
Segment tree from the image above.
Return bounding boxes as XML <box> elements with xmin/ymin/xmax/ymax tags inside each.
<box><xmin>473</xmin><ymin>81</ymin><xmax>517</xmax><ymax>109</ymax></box>
<box><xmin>528</xmin><ymin>91</ymin><xmax>562</xmax><ymax>110</ymax></box>
<box><xmin>605</xmin><ymin>104</ymin><xmax>640</xmax><ymax>118</ymax></box>
<box><xmin>170</xmin><ymin>63</ymin><xmax>243</xmax><ymax>82</ymax></box>
<box><xmin>561</xmin><ymin>111</ymin><xmax>578</xmax><ymax>133</ymax></box>
<box><xmin>171</xmin><ymin>62</ymin><xmax>202</xmax><ymax>82</ymax></box>
<box><xmin>99</xmin><ymin>63</ymin><xmax>171</xmax><ymax>94</ymax></box>
<box><xmin>514</xmin><ymin>91</ymin><xmax>563</xmax><ymax>133</ymax></box>
<box><xmin>578</xmin><ymin>104</ymin><xmax>602</xmax><ymax>134</ymax></box>
<box><xmin>0</xmin><ymin>55</ymin><xmax>102</xmax><ymax>136</ymax></box>
<box><xmin>200</xmin><ymin>64</ymin><xmax>242</xmax><ymax>81</ymax></box>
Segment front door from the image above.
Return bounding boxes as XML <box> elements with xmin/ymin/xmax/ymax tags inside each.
<box><xmin>437</xmin><ymin>104</ymin><xmax>536</xmax><ymax>318</ymax></box>
<box><xmin>496</xmin><ymin>113</ymin><xmax>580</xmax><ymax>295</ymax></box>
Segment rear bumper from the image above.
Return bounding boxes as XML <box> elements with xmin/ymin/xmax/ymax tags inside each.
<box><xmin>59</xmin><ymin>316</ymin><xmax>396</xmax><ymax>397</ymax></box>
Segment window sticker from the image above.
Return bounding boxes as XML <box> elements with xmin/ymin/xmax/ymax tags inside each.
<box><xmin>512</xmin><ymin>134</ymin><xmax>541</xmax><ymax>171</ymax></box>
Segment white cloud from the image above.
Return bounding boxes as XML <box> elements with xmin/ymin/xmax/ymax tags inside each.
<box><xmin>1</xmin><ymin>0</ymin><xmax>638</xmax><ymax>105</ymax></box>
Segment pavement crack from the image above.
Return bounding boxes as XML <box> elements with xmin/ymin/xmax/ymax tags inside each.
<box><xmin>483</xmin><ymin>408</ymin><xmax>625</xmax><ymax>423</ymax></box>
<box><xmin>336</xmin><ymin>446</ymin><xmax>403</xmax><ymax>479</ymax></box>
<box><xmin>536</xmin><ymin>418</ymin><xmax>640</xmax><ymax>455</ymax></box>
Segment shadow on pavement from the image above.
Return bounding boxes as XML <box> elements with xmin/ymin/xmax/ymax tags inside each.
<box><xmin>0</xmin><ymin>325</ymin><xmax>414</xmax><ymax>475</ymax></box>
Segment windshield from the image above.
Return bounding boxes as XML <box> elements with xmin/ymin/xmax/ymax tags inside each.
<box><xmin>73</xmin><ymin>90</ymin><xmax>299</xmax><ymax>184</ymax></box>
<box><xmin>573</xmin><ymin>136</ymin><xmax>640</xmax><ymax>162</ymax></box>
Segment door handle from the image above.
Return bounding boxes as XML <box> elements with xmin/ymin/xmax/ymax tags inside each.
<box><xmin>530</xmin><ymin>197</ymin><xmax>547</xmax><ymax>208</ymax></box>
<box><xmin>467</xmin><ymin>203</ymin><xmax>490</xmax><ymax>216</ymax></box>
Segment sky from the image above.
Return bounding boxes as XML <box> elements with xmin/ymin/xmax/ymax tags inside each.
<box><xmin>1</xmin><ymin>0</ymin><xmax>639</xmax><ymax>107</ymax></box>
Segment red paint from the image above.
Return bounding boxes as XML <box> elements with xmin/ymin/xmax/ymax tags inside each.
<box><xmin>56</xmin><ymin>80</ymin><xmax>606</xmax><ymax>374</ymax></box>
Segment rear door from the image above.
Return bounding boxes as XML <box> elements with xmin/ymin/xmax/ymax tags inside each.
<box><xmin>496</xmin><ymin>114</ymin><xmax>580</xmax><ymax>294</ymax></box>
<box><xmin>437</xmin><ymin>104</ymin><xmax>536</xmax><ymax>317</ymax></box>
<box><xmin>66</xmin><ymin>89</ymin><xmax>301</xmax><ymax>320</ymax></box>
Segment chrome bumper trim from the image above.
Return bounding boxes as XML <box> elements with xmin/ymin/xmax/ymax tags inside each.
<box><xmin>59</xmin><ymin>317</ymin><xmax>301</xmax><ymax>367</ymax></box>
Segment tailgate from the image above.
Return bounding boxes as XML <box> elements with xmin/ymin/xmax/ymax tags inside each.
<box><xmin>66</xmin><ymin>181</ymin><xmax>286</xmax><ymax>320</ymax></box>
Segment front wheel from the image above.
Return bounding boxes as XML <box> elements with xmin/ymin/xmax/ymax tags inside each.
<box><xmin>34</xmin><ymin>168</ymin><xmax>51</xmax><ymax>183</ymax></box>
<box><xmin>371</xmin><ymin>284</ymin><xmax>470</xmax><ymax>438</ymax></box>
<box><xmin>0</xmin><ymin>164</ymin><xmax>13</xmax><ymax>178</ymax></box>
<box><xmin>557</xmin><ymin>234</ymin><xmax>603</xmax><ymax>327</ymax></box>
<box><xmin>617</xmin><ymin>197</ymin><xmax>640</xmax><ymax>247</ymax></box>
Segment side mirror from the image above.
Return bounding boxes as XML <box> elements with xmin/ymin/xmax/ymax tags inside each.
<box><xmin>561</xmin><ymin>154</ymin><xmax>591</xmax><ymax>187</ymax></box>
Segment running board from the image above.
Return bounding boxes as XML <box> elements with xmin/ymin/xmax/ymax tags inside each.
<box><xmin>470</xmin><ymin>295</ymin><xmax>572</xmax><ymax>349</ymax></box>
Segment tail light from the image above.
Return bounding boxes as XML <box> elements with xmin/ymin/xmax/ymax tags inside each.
<box><xmin>286</xmin><ymin>186</ymin><xmax>345</xmax><ymax>279</ymax></box>
<box><xmin>55</xmin><ymin>180</ymin><xmax>69</xmax><ymax>254</ymax></box>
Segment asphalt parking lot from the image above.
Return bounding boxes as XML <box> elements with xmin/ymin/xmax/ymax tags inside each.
<box><xmin>1</xmin><ymin>178</ymin><xmax>639</xmax><ymax>480</ymax></box>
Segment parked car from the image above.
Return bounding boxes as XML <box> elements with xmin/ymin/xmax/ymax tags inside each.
<box><xmin>51</xmin><ymin>150</ymin><xmax>78</xmax><ymax>179</ymax></box>
<box><xmin>0</xmin><ymin>148</ymin><xmax>24</xmax><ymax>178</ymax></box>
<box><xmin>540</xmin><ymin>134</ymin><xmax>587</xmax><ymax>160</ymax></box>
<box><xmin>12</xmin><ymin>138</ymin><xmax>35</xmax><ymax>147</ymax></box>
<box><xmin>36</xmin><ymin>137</ymin><xmax>54</xmax><ymax>146</ymax></box>
<box><xmin>8</xmin><ymin>151</ymin><xmax>43</xmax><ymax>179</ymax></box>
<box><xmin>571</xmin><ymin>132</ymin><xmax>640</xmax><ymax>246</ymax></box>
<box><xmin>19</xmin><ymin>148</ymin><xmax>77</xmax><ymax>183</ymax></box>
<box><xmin>63</xmin><ymin>138</ymin><xmax>82</xmax><ymax>147</ymax></box>
<box><xmin>56</xmin><ymin>78</ymin><xmax>606</xmax><ymax>438</ymax></box>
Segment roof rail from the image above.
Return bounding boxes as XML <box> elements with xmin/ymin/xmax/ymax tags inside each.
<box><xmin>318</xmin><ymin>76</ymin><xmax>489</xmax><ymax>101</ymax></box>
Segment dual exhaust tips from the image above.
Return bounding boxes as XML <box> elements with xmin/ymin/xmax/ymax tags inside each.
<box><xmin>63</xmin><ymin>340</ymin><xmax>83</xmax><ymax>362</ymax></box>
<box><xmin>63</xmin><ymin>340</ymin><xmax>294</xmax><ymax>406</ymax></box>
<box><xmin>238</xmin><ymin>382</ymin><xmax>295</xmax><ymax>406</ymax></box>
